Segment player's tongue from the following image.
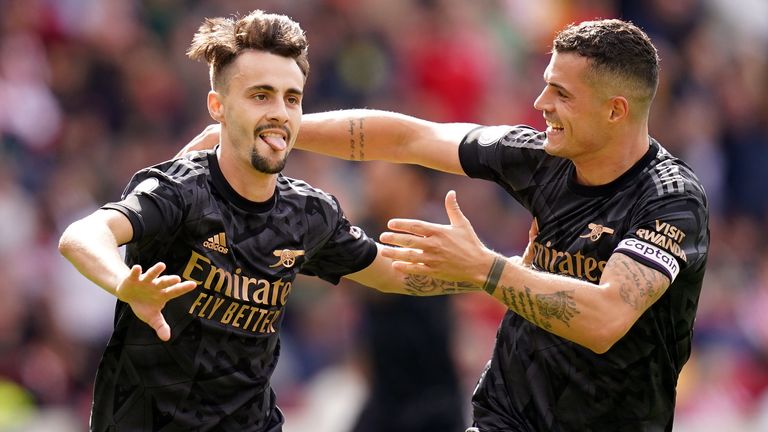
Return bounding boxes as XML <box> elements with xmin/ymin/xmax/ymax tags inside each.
<box><xmin>260</xmin><ymin>134</ymin><xmax>287</xmax><ymax>151</ymax></box>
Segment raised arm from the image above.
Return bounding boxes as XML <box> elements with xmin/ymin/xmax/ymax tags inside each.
<box><xmin>379</xmin><ymin>191</ymin><xmax>671</xmax><ymax>354</ymax></box>
<box><xmin>58</xmin><ymin>210</ymin><xmax>197</xmax><ymax>341</ymax></box>
<box><xmin>298</xmin><ymin>109</ymin><xmax>477</xmax><ymax>175</ymax></box>
<box><xmin>175</xmin><ymin>111</ymin><xmax>480</xmax><ymax>174</ymax></box>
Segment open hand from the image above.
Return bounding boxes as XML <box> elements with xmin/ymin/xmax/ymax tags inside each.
<box><xmin>511</xmin><ymin>218</ymin><xmax>538</xmax><ymax>268</ymax></box>
<box><xmin>116</xmin><ymin>262</ymin><xmax>198</xmax><ymax>341</ymax></box>
<box><xmin>379</xmin><ymin>190</ymin><xmax>492</xmax><ymax>283</ymax></box>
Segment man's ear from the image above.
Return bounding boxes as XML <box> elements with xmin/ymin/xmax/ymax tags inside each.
<box><xmin>609</xmin><ymin>96</ymin><xmax>629</xmax><ymax>122</ymax></box>
<box><xmin>207</xmin><ymin>91</ymin><xmax>224</xmax><ymax>123</ymax></box>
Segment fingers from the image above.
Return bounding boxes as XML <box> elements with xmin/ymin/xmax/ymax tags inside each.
<box><xmin>155</xmin><ymin>274</ymin><xmax>181</xmax><ymax>287</ymax></box>
<box><xmin>529</xmin><ymin>217</ymin><xmax>539</xmax><ymax>240</ymax></box>
<box><xmin>125</xmin><ymin>264</ymin><xmax>143</xmax><ymax>281</ymax></box>
<box><xmin>142</xmin><ymin>262</ymin><xmax>167</xmax><ymax>281</ymax></box>
<box><xmin>390</xmin><ymin>260</ymin><xmax>431</xmax><ymax>275</ymax></box>
<box><xmin>521</xmin><ymin>218</ymin><xmax>539</xmax><ymax>267</ymax></box>
<box><xmin>379</xmin><ymin>231</ymin><xmax>426</xmax><ymax>249</ymax></box>
<box><xmin>521</xmin><ymin>244</ymin><xmax>536</xmax><ymax>267</ymax></box>
<box><xmin>161</xmin><ymin>281</ymin><xmax>198</xmax><ymax>299</ymax></box>
<box><xmin>380</xmin><ymin>245</ymin><xmax>423</xmax><ymax>263</ymax></box>
<box><xmin>444</xmin><ymin>190</ymin><xmax>469</xmax><ymax>227</ymax></box>
<box><xmin>386</xmin><ymin>218</ymin><xmax>442</xmax><ymax>236</ymax></box>
<box><xmin>147</xmin><ymin>313</ymin><xmax>171</xmax><ymax>342</ymax></box>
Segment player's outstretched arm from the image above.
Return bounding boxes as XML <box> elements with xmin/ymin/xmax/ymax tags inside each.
<box><xmin>175</xmin><ymin>111</ymin><xmax>479</xmax><ymax>175</ymax></box>
<box><xmin>58</xmin><ymin>210</ymin><xmax>197</xmax><ymax>341</ymax></box>
<box><xmin>347</xmin><ymin>219</ymin><xmax>537</xmax><ymax>296</ymax></box>
<box><xmin>379</xmin><ymin>191</ymin><xmax>671</xmax><ymax>354</ymax></box>
<box><xmin>174</xmin><ymin>124</ymin><xmax>221</xmax><ymax>158</ymax></box>
<box><xmin>344</xmin><ymin>243</ymin><xmax>482</xmax><ymax>296</ymax></box>
<box><xmin>298</xmin><ymin>109</ymin><xmax>477</xmax><ymax>175</ymax></box>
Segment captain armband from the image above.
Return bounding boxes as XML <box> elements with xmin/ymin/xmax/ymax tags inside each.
<box><xmin>482</xmin><ymin>255</ymin><xmax>507</xmax><ymax>295</ymax></box>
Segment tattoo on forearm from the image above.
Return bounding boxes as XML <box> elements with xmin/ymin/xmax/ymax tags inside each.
<box><xmin>347</xmin><ymin>119</ymin><xmax>366</xmax><ymax>160</ymax></box>
<box><xmin>500</xmin><ymin>285</ymin><xmax>579</xmax><ymax>329</ymax></box>
<box><xmin>404</xmin><ymin>274</ymin><xmax>477</xmax><ymax>295</ymax></box>
<box><xmin>615</xmin><ymin>254</ymin><xmax>667</xmax><ymax>311</ymax></box>
<box><xmin>536</xmin><ymin>290</ymin><xmax>578</xmax><ymax>327</ymax></box>
<box><xmin>358</xmin><ymin>118</ymin><xmax>365</xmax><ymax>160</ymax></box>
<box><xmin>347</xmin><ymin>119</ymin><xmax>356</xmax><ymax>160</ymax></box>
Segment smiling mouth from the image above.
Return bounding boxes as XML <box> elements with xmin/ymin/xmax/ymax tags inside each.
<box><xmin>546</xmin><ymin>120</ymin><xmax>564</xmax><ymax>132</ymax></box>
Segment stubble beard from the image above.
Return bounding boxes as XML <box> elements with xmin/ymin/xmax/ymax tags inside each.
<box><xmin>251</xmin><ymin>150</ymin><xmax>287</xmax><ymax>174</ymax></box>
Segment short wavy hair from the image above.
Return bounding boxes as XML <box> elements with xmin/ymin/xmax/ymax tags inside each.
<box><xmin>187</xmin><ymin>10</ymin><xmax>309</xmax><ymax>90</ymax></box>
<box><xmin>554</xmin><ymin>19</ymin><xmax>659</xmax><ymax>108</ymax></box>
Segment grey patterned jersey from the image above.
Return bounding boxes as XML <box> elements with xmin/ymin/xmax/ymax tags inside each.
<box><xmin>460</xmin><ymin>126</ymin><xmax>709</xmax><ymax>431</ymax></box>
<box><xmin>93</xmin><ymin>149</ymin><xmax>377</xmax><ymax>431</ymax></box>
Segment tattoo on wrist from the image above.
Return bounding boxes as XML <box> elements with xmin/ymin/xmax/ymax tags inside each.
<box><xmin>404</xmin><ymin>274</ymin><xmax>477</xmax><ymax>295</ymax></box>
<box><xmin>483</xmin><ymin>255</ymin><xmax>507</xmax><ymax>295</ymax></box>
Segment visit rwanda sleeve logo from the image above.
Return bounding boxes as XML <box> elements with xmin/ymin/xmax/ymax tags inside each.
<box><xmin>269</xmin><ymin>249</ymin><xmax>305</xmax><ymax>268</ymax></box>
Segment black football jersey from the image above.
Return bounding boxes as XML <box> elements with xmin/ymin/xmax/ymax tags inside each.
<box><xmin>93</xmin><ymin>149</ymin><xmax>377</xmax><ymax>431</ymax></box>
<box><xmin>459</xmin><ymin>126</ymin><xmax>709</xmax><ymax>431</ymax></box>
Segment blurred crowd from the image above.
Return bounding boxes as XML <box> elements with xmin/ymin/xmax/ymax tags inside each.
<box><xmin>1</xmin><ymin>0</ymin><xmax>767</xmax><ymax>430</ymax></box>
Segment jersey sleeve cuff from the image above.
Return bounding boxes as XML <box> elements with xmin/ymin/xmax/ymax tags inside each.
<box><xmin>101</xmin><ymin>203</ymin><xmax>142</xmax><ymax>243</ymax></box>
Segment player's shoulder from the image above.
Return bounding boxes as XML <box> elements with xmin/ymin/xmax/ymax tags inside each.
<box><xmin>134</xmin><ymin>150</ymin><xmax>212</xmax><ymax>185</ymax></box>
<box><xmin>643</xmin><ymin>141</ymin><xmax>707</xmax><ymax>199</ymax></box>
<box><xmin>277</xmin><ymin>175</ymin><xmax>339</xmax><ymax>210</ymax></box>
<box><xmin>466</xmin><ymin>124</ymin><xmax>546</xmax><ymax>149</ymax></box>
<box><xmin>633</xmin><ymin>140</ymin><xmax>708</xmax><ymax>217</ymax></box>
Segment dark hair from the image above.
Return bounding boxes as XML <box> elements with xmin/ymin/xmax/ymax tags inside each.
<box><xmin>187</xmin><ymin>10</ymin><xmax>309</xmax><ymax>90</ymax></box>
<box><xmin>554</xmin><ymin>19</ymin><xmax>659</xmax><ymax>107</ymax></box>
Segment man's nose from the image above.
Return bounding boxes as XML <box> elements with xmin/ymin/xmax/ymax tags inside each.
<box><xmin>267</xmin><ymin>99</ymin><xmax>289</xmax><ymax>123</ymax></box>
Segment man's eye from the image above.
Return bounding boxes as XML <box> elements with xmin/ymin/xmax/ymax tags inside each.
<box><xmin>253</xmin><ymin>94</ymin><xmax>267</xmax><ymax>100</ymax></box>
<box><xmin>287</xmin><ymin>96</ymin><xmax>300</xmax><ymax>105</ymax></box>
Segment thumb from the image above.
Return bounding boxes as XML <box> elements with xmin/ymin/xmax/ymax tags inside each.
<box><xmin>147</xmin><ymin>313</ymin><xmax>172</xmax><ymax>342</ymax></box>
<box><xmin>444</xmin><ymin>190</ymin><xmax>469</xmax><ymax>227</ymax></box>
<box><xmin>529</xmin><ymin>217</ymin><xmax>539</xmax><ymax>241</ymax></box>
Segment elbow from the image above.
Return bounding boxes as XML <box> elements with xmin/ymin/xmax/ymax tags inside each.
<box><xmin>58</xmin><ymin>220</ymin><xmax>85</xmax><ymax>260</ymax></box>
<box><xmin>587</xmin><ymin>338</ymin><xmax>617</xmax><ymax>355</ymax></box>
<box><xmin>585</xmin><ymin>319</ymin><xmax>633</xmax><ymax>354</ymax></box>
<box><xmin>58</xmin><ymin>224</ymin><xmax>76</xmax><ymax>259</ymax></box>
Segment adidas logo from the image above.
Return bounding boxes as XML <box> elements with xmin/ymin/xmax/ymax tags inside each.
<box><xmin>203</xmin><ymin>232</ymin><xmax>229</xmax><ymax>254</ymax></box>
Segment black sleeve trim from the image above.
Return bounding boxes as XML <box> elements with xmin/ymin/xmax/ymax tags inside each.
<box><xmin>458</xmin><ymin>126</ymin><xmax>486</xmax><ymax>178</ymax></box>
<box><xmin>101</xmin><ymin>194</ymin><xmax>164</xmax><ymax>244</ymax></box>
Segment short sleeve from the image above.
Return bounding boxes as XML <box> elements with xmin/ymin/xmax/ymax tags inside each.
<box><xmin>614</xmin><ymin>193</ymin><xmax>708</xmax><ymax>283</ymax></box>
<box><xmin>458</xmin><ymin>125</ymin><xmax>558</xmax><ymax>212</ymax></box>
<box><xmin>300</xmin><ymin>202</ymin><xmax>378</xmax><ymax>285</ymax></box>
<box><xmin>101</xmin><ymin>171</ymin><xmax>185</xmax><ymax>244</ymax></box>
